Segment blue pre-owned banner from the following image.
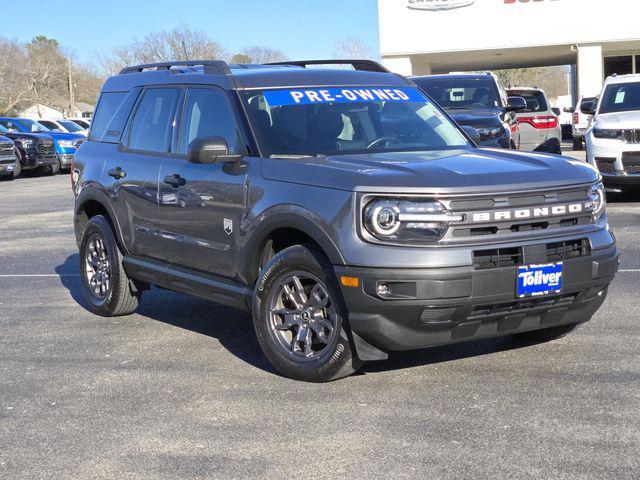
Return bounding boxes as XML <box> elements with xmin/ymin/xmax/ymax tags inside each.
<box><xmin>263</xmin><ymin>87</ymin><xmax>426</xmax><ymax>107</ymax></box>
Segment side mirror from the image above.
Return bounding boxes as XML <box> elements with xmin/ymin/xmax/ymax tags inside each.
<box><xmin>187</xmin><ymin>136</ymin><xmax>243</xmax><ymax>164</ymax></box>
<box><xmin>506</xmin><ymin>96</ymin><xmax>527</xmax><ymax>112</ymax></box>
<box><xmin>551</xmin><ymin>107</ymin><xmax>561</xmax><ymax>116</ymax></box>
<box><xmin>580</xmin><ymin>100</ymin><xmax>597</xmax><ymax>116</ymax></box>
<box><xmin>461</xmin><ymin>125</ymin><xmax>481</xmax><ymax>144</ymax></box>
<box><xmin>563</xmin><ymin>106</ymin><xmax>575</xmax><ymax>113</ymax></box>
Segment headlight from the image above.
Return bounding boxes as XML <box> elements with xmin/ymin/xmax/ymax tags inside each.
<box><xmin>57</xmin><ymin>139</ymin><xmax>77</xmax><ymax>148</ymax></box>
<box><xmin>593</xmin><ymin>128</ymin><xmax>623</xmax><ymax>140</ymax></box>
<box><xmin>476</xmin><ymin>126</ymin><xmax>503</xmax><ymax>138</ymax></box>
<box><xmin>363</xmin><ymin>198</ymin><xmax>463</xmax><ymax>244</ymax></box>
<box><xmin>585</xmin><ymin>183</ymin><xmax>606</xmax><ymax>220</ymax></box>
<box><xmin>19</xmin><ymin>138</ymin><xmax>35</xmax><ymax>148</ymax></box>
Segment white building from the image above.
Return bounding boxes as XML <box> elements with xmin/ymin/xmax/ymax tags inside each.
<box><xmin>379</xmin><ymin>0</ymin><xmax>640</xmax><ymax>100</ymax></box>
<box><xmin>17</xmin><ymin>102</ymin><xmax>94</xmax><ymax>120</ymax></box>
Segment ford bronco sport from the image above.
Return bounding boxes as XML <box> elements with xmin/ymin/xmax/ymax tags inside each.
<box><xmin>73</xmin><ymin>59</ymin><xmax>619</xmax><ymax>382</ymax></box>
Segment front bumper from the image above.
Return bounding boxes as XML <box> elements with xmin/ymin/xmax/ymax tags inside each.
<box><xmin>478</xmin><ymin>135</ymin><xmax>510</xmax><ymax>149</ymax></box>
<box><xmin>335</xmin><ymin>243</ymin><xmax>619</xmax><ymax>353</ymax></box>
<box><xmin>586</xmin><ymin>135</ymin><xmax>640</xmax><ymax>186</ymax></box>
<box><xmin>58</xmin><ymin>153</ymin><xmax>74</xmax><ymax>168</ymax></box>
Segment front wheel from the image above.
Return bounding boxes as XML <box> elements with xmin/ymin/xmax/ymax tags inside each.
<box><xmin>573</xmin><ymin>137</ymin><xmax>583</xmax><ymax>151</ymax></box>
<box><xmin>512</xmin><ymin>322</ymin><xmax>581</xmax><ymax>343</ymax></box>
<box><xmin>253</xmin><ymin>245</ymin><xmax>363</xmax><ymax>382</ymax></box>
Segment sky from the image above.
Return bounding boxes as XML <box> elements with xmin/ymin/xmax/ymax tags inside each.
<box><xmin>1</xmin><ymin>0</ymin><xmax>381</xmax><ymax>66</ymax></box>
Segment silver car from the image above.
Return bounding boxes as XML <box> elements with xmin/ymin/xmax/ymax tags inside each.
<box><xmin>507</xmin><ymin>87</ymin><xmax>563</xmax><ymax>154</ymax></box>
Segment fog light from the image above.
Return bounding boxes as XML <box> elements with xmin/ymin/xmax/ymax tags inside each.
<box><xmin>377</xmin><ymin>283</ymin><xmax>390</xmax><ymax>296</ymax></box>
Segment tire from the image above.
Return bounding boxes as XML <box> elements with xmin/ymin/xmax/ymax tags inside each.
<box><xmin>512</xmin><ymin>322</ymin><xmax>581</xmax><ymax>343</ymax></box>
<box><xmin>79</xmin><ymin>215</ymin><xmax>140</xmax><ymax>316</ymax></box>
<box><xmin>253</xmin><ymin>245</ymin><xmax>363</xmax><ymax>382</ymax></box>
<box><xmin>48</xmin><ymin>160</ymin><xmax>61</xmax><ymax>175</ymax></box>
<box><xmin>12</xmin><ymin>159</ymin><xmax>21</xmax><ymax>179</ymax></box>
<box><xmin>573</xmin><ymin>137</ymin><xmax>583</xmax><ymax>151</ymax></box>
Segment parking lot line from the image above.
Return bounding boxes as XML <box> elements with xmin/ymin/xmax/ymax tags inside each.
<box><xmin>0</xmin><ymin>274</ymin><xmax>80</xmax><ymax>277</ymax></box>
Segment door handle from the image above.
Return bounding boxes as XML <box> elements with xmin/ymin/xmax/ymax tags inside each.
<box><xmin>163</xmin><ymin>174</ymin><xmax>186</xmax><ymax>188</ymax></box>
<box><xmin>108</xmin><ymin>167</ymin><xmax>126</xmax><ymax>179</ymax></box>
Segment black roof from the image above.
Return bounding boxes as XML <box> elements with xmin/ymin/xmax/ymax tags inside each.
<box><xmin>102</xmin><ymin>59</ymin><xmax>412</xmax><ymax>92</ymax></box>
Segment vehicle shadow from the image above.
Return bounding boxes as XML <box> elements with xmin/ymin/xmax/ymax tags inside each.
<box><xmin>55</xmin><ymin>254</ymin><xmax>273</xmax><ymax>374</ymax></box>
<box><xmin>56</xmin><ymin>254</ymin><xmax>533</xmax><ymax>378</ymax></box>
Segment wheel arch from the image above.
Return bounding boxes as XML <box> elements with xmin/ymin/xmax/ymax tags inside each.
<box><xmin>74</xmin><ymin>187</ymin><xmax>128</xmax><ymax>254</ymax></box>
<box><xmin>241</xmin><ymin>209</ymin><xmax>345</xmax><ymax>286</ymax></box>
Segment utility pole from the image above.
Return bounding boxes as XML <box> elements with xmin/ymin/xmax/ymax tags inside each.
<box><xmin>67</xmin><ymin>57</ymin><xmax>75</xmax><ymax>118</ymax></box>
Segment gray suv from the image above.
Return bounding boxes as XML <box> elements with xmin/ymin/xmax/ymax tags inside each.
<box><xmin>73</xmin><ymin>60</ymin><xmax>619</xmax><ymax>382</ymax></box>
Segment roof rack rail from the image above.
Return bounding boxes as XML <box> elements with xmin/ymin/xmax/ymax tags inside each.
<box><xmin>266</xmin><ymin>59</ymin><xmax>390</xmax><ymax>73</ymax></box>
<box><xmin>119</xmin><ymin>60</ymin><xmax>231</xmax><ymax>75</ymax></box>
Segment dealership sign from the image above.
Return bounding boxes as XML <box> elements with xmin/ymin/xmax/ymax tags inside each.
<box><xmin>407</xmin><ymin>0</ymin><xmax>476</xmax><ymax>11</ymax></box>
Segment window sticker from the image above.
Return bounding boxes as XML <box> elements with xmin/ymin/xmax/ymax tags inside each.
<box><xmin>263</xmin><ymin>87</ymin><xmax>425</xmax><ymax>107</ymax></box>
<box><xmin>615</xmin><ymin>90</ymin><xmax>626</xmax><ymax>104</ymax></box>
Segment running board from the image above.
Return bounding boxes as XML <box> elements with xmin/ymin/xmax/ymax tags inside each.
<box><xmin>123</xmin><ymin>256</ymin><xmax>252</xmax><ymax>311</ymax></box>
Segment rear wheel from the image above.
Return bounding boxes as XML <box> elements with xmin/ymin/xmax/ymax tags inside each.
<box><xmin>79</xmin><ymin>215</ymin><xmax>140</xmax><ymax>316</ymax></box>
<box><xmin>253</xmin><ymin>245</ymin><xmax>363</xmax><ymax>382</ymax></box>
<box><xmin>512</xmin><ymin>322</ymin><xmax>581</xmax><ymax>343</ymax></box>
<box><xmin>573</xmin><ymin>137</ymin><xmax>583</xmax><ymax>151</ymax></box>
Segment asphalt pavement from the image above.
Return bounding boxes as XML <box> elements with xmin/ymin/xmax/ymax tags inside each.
<box><xmin>0</xmin><ymin>151</ymin><xmax>639</xmax><ymax>479</ymax></box>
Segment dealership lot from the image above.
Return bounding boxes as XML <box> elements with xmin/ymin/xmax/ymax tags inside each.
<box><xmin>1</xmin><ymin>157</ymin><xmax>639</xmax><ymax>479</ymax></box>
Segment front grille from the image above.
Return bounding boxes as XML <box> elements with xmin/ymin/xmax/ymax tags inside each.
<box><xmin>473</xmin><ymin>238</ymin><xmax>590</xmax><ymax>270</ymax></box>
<box><xmin>36</xmin><ymin>139</ymin><xmax>55</xmax><ymax>155</ymax></box>
<box><xmin>0</xmin><ymin>142</ymin><xmax>13</xmax><ymax>157</ymax></box>
<box><xmin>595</xmin><ymin>157</ymin><xmax>617</xmax><ymax>175</ymax></box>
<box><xmin>623</xmin><ymin>130</ymin><xmax>640</xmax><ymax>144</ymax></box>
<box><xmin>622</xmin><ymin>152</ymin><xmax>640</xmax><ymax>174</ymax></box>
<box><xmin>473</xmin><ymin>247</ymin><xmax>523</xmax><ymax>270</ymax></box>
<box><xmin>546</xmin><ymin>238</ymin><xmax>590</xmax><ymax>262</ymax></box>
<box><xmin>469</xmin><ymin>293</ymin><xmax>579</xmax><ymax>319</ymax></box>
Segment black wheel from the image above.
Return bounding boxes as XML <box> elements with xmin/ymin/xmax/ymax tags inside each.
<box><xmin>79</xmin><ymin>215</ymin><xmax>140</xmax><ymax>316</ymax></box>
<box><xmin>253</xmin><ymin>245</ymin><xmax>363</xmax><ymax>382</ymax></box>
<box><xmin>572</xmin><ymin>137</ymin><xmax>583</xmax><ymax>151</ymax></box>
<box><xmin>512</xmin><ymin>322</ymin><xmax>581</xmax><ymax>343</ymax></box>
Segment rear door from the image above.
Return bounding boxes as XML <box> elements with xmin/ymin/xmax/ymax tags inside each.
<box><xmin>157</xmin><ymin>86</ymin><xmax>248</xmax><ymax>279</ymax></box>
<box><xmin>104</xmin><ymin>86</ymin><xmax>181</xmax><ymax>261</ymax></box>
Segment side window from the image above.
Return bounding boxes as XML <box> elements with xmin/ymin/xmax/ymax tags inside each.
<box><xmin>89</xmin><ymin>92</ymin><xmax>127</xmax><ymax>141</ymax></box>
<box><xmin>178</xmin><ymin>88</ymin><xmax>241</xmax><ymax>155</ymax></box>
<box><xmin>128</xmin><ymin>88</ymin><xmax>180</xmax><ymax>153</ymax></box>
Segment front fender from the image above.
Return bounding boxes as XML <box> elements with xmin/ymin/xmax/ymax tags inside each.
<box><xmin>239</xmin><ymin>204</ymin><xmax>346</xmax><ymax>286</ymax></box>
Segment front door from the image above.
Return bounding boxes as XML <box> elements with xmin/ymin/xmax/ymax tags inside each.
<box><xmin>158</xmin><ymin>86</ymin><xmax>248</xmax><ymax>279</ymax></box>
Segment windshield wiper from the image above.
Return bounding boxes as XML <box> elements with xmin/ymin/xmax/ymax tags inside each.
<box><xmin>270</xmin><ymin>154</ymin><xmax>326</xmax><ymax>159</ymax></box>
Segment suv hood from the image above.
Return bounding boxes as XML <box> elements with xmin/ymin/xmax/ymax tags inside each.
<box><xmin>261</xmin><ymin>149</ymin><xmax>599</xmax><ymax>193</ymax></box>
<box><xmin>43</xmin><ymin>131</ymin><xmax>84</xmax><ymax>141</ymax></box>
<box><xmin>446</xmin><ymin>108</ymin><xmax>504</xmax><ymax>128</ymax></box>
<box><xmin>595</xmin><ymin>110</ymin><xmax>640</xmax><ymax>129</ymax></box>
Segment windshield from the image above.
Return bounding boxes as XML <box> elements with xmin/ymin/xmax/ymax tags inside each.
<box><xmin>599</xmin><ymin>82</ymin><xmax>640</xmax><ymax>114</ymax></box>
<box><xmin>0</xmin><ymin>124</ymin><xmax>8</xmax><ymax>133</ymax></box>
<box><xmin>242</xmin><ymin>86</ymin><xmax>470</xmax><ymax>157</ymax></box>
<box><xmin>413</xmin><ymin>77</ymin><xmax>501</xmax><ymax>110</ymax></box>
<box><xmin>16</xmin><ymin>119</ymin><xmax>50</xmax><ymax>133</ymax></box>
<box><xmin>58</xmin><ymin>120</ymin><xmax>84</xmax><ymax>132</ymax></box>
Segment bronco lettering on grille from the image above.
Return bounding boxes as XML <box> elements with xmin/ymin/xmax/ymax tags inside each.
<box><xmin>469</xmin><ymin>203</ymin><xmax>584</xmax><ymax>223</ymax></box>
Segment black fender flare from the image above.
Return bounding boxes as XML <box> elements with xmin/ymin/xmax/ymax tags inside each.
<box><xmin>240</xmin><ymin>205</ymin><xmax>346</xmax><ymax>285</ymax></box>
<box><xmin>74</xmin><ymin>185</ymin><xmax>129</xmax><ymax>254</ymax></box>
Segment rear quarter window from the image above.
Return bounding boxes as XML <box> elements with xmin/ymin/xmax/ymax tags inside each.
<box><xmin>89</xmin><ymin>91</ymin><xmax>128</xmax><ymax>142</ymax></box>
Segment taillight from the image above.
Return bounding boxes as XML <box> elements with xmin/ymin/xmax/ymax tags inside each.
<box><xmin>573</xmin><ymin>112</ymin><xmax>579</xmax><ymax>125</ymax></box>
<box><xmin>517</xmin><ymin>116</ymin><xmax>559</xmax><ymax>129</ymax></box>
<box><xmin>510</xmin><ymin>123</ymin><xmax>519</xmax><ymax>133</ymax></box>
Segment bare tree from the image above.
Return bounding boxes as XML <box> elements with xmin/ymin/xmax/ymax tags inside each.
<box><xmin>97</xmin><ymin>25</ymin><xmax>227</xmax><ymax>75</ymax></box>
<box><xmin>493</xmin><ymin>66</ymin><xmax>571</xmax><ymax>99</ymax></box>
<box><xmin>0</xmin><ymin>38</ymin><xmax>31</xmax><ymax>114</ymax></box>
<box><xmin>333</xmin><ymin>36</ymin><xmax>372</xmax><ymax>59</ymax></box>
<box><xmin>240</xmin><ymin>46</ymin><xmax>287</xmax><ymax>64</ymax></box>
